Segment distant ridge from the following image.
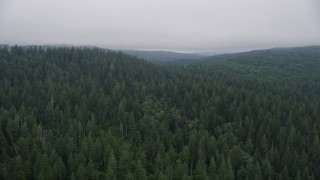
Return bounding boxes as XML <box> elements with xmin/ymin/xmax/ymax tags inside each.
<box><xmin>201</xmin><ymin>45</ymin><xmax>320</xmax><ymax>62</ymax></box>
<box><xmin>193</xmin><ymin>45</ymin><xmax>320</xmax><ymax>83</ymax></box>
<box><xmin>122</xmin><ymin>49</ymin><xmax>204</xmax><ymax>63</ymax></box>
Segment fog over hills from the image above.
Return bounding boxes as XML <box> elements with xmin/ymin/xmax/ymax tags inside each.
<box><xmin>122</xmin><ymin>49</ymin><xmax>204</xmax><ymax>63</ymax></box>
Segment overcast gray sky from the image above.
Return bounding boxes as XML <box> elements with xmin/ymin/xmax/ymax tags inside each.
<box><xmin>1</xmin><ymin>0</ymin><xmax>320</xmax><ymax>52</ymax></box>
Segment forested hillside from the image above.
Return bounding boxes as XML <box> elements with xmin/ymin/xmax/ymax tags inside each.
<box><xmin>123</xmin><ymin>50</ymin><xmax>203</xmax><ymax>63</ymax></box>
<box><xmin>0</xmin><ymin>46</ymin><xmax>320</xmax><ymax>179</ymax></box>
<box><xmin>199</xmin><ymin>46</ymin><xmax>320</xmax><ymax>83</ymax></box>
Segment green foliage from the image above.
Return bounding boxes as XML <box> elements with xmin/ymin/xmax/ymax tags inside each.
<box><xmin>0</xmin><ymin>45</ymin><xmax>319</xmax><ymax>179</ymax></box>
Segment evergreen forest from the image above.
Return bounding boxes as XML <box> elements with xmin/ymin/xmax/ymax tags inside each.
<box><xmin>0</xmin><ymin>46</ymin><xmax>320</xmax><ymax>180</ymax></box>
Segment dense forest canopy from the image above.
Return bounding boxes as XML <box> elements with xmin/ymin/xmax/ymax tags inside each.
<box><xmin>0</xmin><ymin>46</ymin><xmax>320</xmax><ymax>179</ymax></box>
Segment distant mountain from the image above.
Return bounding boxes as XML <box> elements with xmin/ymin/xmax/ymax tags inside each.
<box><xmin>122</xmin><ymin>49</ymin><xmax>204</xmax><ymax>63</ymax></box>
<box><xmin>194</xmin><ymin>45</ymin><xmax>320</xmax><ymax>83</ymax></box>
<box><xmin>200</xmin><ymin>46</ymin><xmax>320</xmax><ymax>62</ymax></box>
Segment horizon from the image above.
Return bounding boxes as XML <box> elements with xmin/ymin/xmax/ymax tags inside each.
<box><xmin>1</xmin><ymin>0</ymin><xmax>320</xmax><ymax>52</ymax></box>
<box><xmin>1</xmin><ymin>43</ymin><xmax>319</xmax><ymax>56</ymax></box>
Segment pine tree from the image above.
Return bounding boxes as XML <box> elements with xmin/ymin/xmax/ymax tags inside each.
<box><xmin>254</xmin><ymin>161</ymin><xmax>263</xmax><ymax>180</ymax></box>
<box><xmin>134</xmin><ymin>160</ymin><xmax>147</xmax><ymax>180</ymax></box>
<box><xmin>126</xmin><ymin>171</ymin><xmax>134</xmax><ymax>180</ymax></box>
<box><xmin>225</xmin><ymin>157</ymin><xmax>234</xmax><ymax>180</ymax></box>
<box><xmin>87</xmin><ymin>159</ymin><xmax>95</xmax><ymax>180</ymax></box>
<box><xmin>54</xmin><ymin>157</ymin><xmax>66</xmax><ymax>180</ymax></box>
<box><xmin>76</xmin><ymin>164</ymin><xmax>86</xmax><ymax>180</ymax></box>
<box><xmin>194</xmin><ymin>159</ymin><xmax>207</xmax><ymax>180</ymax></box>
<box><xmin>208</xmin><ymin>156</ymin><xmax>217</xmax><ymax>179</ymax></box>
<box><xmin>106</xmin><ymin>151</ymin><xmax>117</xmax><ymax>180</ymax></box>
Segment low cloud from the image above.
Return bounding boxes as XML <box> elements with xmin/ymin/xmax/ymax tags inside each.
<box><xmin>1</xmin><ymin>0</ymin><xmax>320</xmax><ymax>51</ymax></box>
